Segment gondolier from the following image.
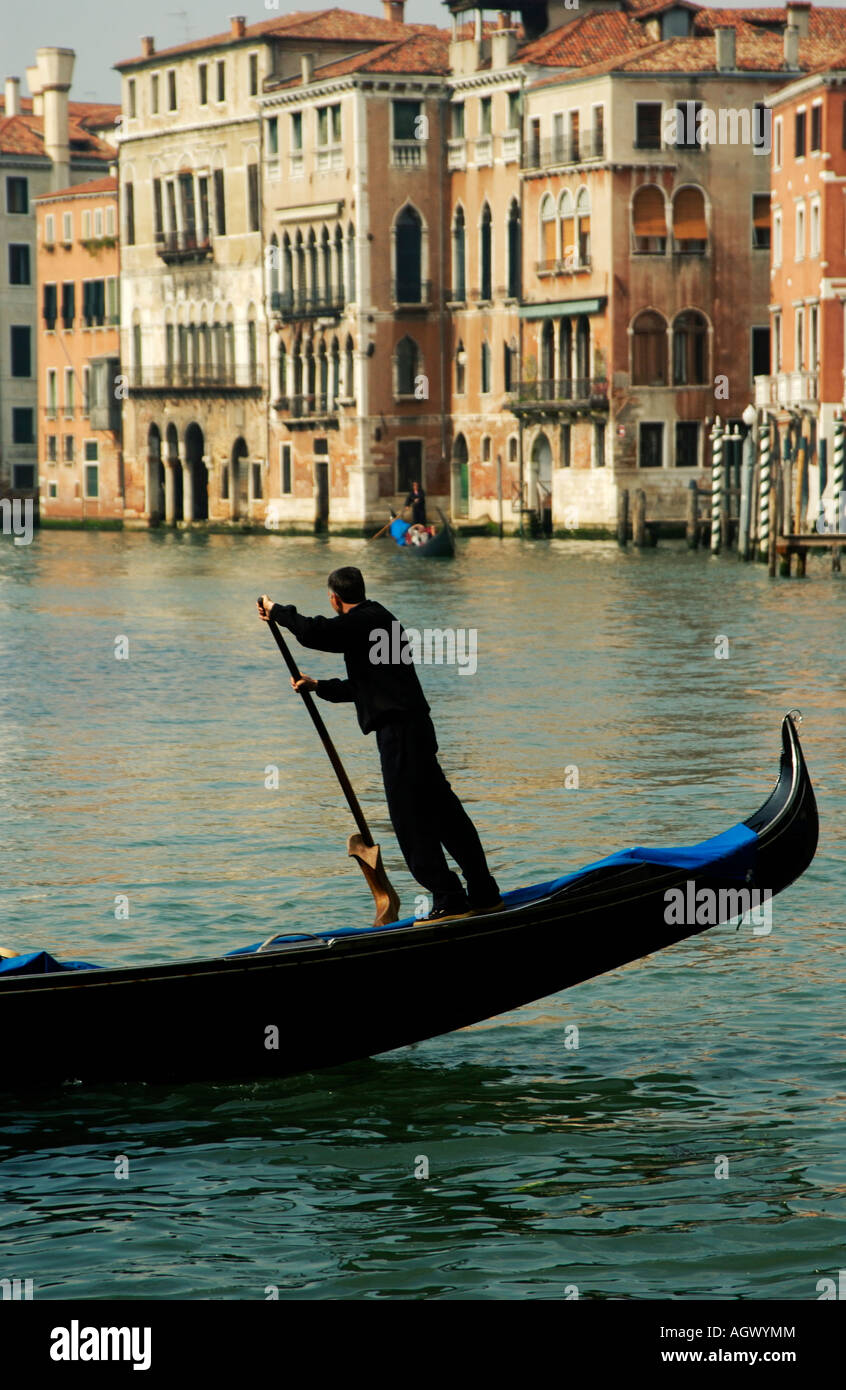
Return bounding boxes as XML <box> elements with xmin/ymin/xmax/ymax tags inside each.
<box><xmin>405</xmin><ymin>480</ymin><xmax>426</xmax><ymax>524</ymax></box>
<box><xmin>257</xmin><ymin>567</ymin><xmax>500</xmax><ymax>921</ymax></box>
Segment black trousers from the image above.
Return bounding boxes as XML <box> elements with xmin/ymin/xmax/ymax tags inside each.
<box><xmin>376</xmin><ymin>716</ymin><xmax>499</xmax><ymax>913</ymax></box>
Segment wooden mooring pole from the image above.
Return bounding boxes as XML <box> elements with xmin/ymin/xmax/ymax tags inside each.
<box><xmin>686</xmin><ymin>479</ymin><xmax>699</xmax><ymax>549</ymax></box>
<box><xmin>617</xmin><ymin>487</ymin><xmax>629</xmax><ymax>546</ymax></box>
<box><xmin>632</xmin><ymin>488</ymin><xmax>647</xmax><ymax>547</ymax></box>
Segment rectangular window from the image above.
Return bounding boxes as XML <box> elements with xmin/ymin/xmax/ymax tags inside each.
<box><xmin>105</xmin><ymin>205</ymin><xmax>115</xmax><ymax>237</ymax></box>
<box><xmin>507</xmin><ymin>91</ymin><xmax>520</xmax><ymax>132</ymax></box>
<box><xmin>216</xmin><ymin>60</ymin><xmax>225</xmax><ymax>103</ymax></box>
<box><xmin>153</xmin><ymin>177</ymin><xmax>163</xmax><ymax>237</ymax></box>
<box><xmin>280</xmin><ymin>442</ymin><xmax>292</xmax><ymax>494</ymax></box>
<box><xmin>125</xmin><ymin>182</ymin><xmax>135</xmax><ymax>246</ymax></box>
<box><xmin>128</xmin><ymin>78</ymin><xmax>136</xmax><ymax>118</ymax></box>
<box><xmin>8</xmin><ymin>244</ymin><xmax>30</xmax><ymax>284</ymax></box>
<box><xmin>62</xmin><ymin>281</ymin><xmax>75</xmax><ymax>327</ymax></box>
<box><xmin>635</xmin><ymin>102</ymin><xmax>663</xmax><ymax>150</ymax></box>
<box><xmin>593</xmin><ymin>103</ymin><xmax>605</xmax><ymax>156</ymax></box>
<box><xmin>82</xmin><ymin>209</ymin><xmax>91</xmax><ymax>239</ymax></box>
<box><xmin>249</xmin><ymin>52</ymin><xmax>258</xmax><ymax>97</ymax></box>
<box><xmin>214</xmin><ymin>169</ymin><xmax>226</xmax><ymax>236</ymax></box>
<box><xmin>82</xmin><ymin>366</ymin><xmax>90</xmax><ymax>414</ymax></box>
<box><xmin>47</xmin><ymin>435</ymin><xmax>57</xmax><ymax>462</ymax></box>
<box><xmin>64</xmin><ymin>367</ymin><xmax>75</xmax><ymax>416</ymax></box>
<box><xmin>795</xmin><ymin>202</ymin><xmax>805</xmax><ymax>260</ymax></box>
<box><xmin>316</xmin><ymin>103</ymin><xmax>342</xmax><ymax>146</ymax></box>
<box><xmin>675</xmin><ymin>421</ymin><xmax>699</xmax><ymax>467</ymax></box>
<box><xmin>94</xmin><ymin>208</ymin><xmax>103</xmax><ymax>238</ymax></box>
<box><xmin>810</xmin><ymin>103</ymin><xmax>822</xmax><ymax>153</ymax></box>
<box><xmin>85</xmin><ymin>463</ymin><xmax>99</xmax><ymax>498</ymax></box>
<box><xmin>6</xmin><ymin>176</ymin><xmax>28</xmax><ymax>213</ymax></box>
<box><xmin>106</xmin><ymin>277</ymin><xmax>118</xmax><ymax>323</ymax></box>
<box><xmin>560</xmin><ymin>423</ymin><xmax>571</xmax><ymax>468</ymax></box>
<box><xmin>291</xmin><ymin>111</ymin><xmax>303</xmax><ymax>150</ymax></box>
<box><xmin>252</xmin><ymin>462</ymin><xmax>262</xmax><ymax>500</ymax></box>
<box><xmin>151</xmin><ymin>73</ymin><xmax>159</xmax><ymax>113</ymax></box>
<box><xmin>479</xmin><ymin>96</ymin><xmax>492</xmax><ymax>136</ymax></box>
<box><xmin>45</xmin><ymin>213</ymin><xmax>55</xmax><ymax>244</ymax></box>
<box><xmin>810</xmin><ymin>197</ymin><xmax>821</xmax><ymax>257</ymax></box>
<box><xmin>267</xmin><ymin>116</ymin><xmax>278</xmax><ymax>155</ymax></box>
<box><xmin>85</xmin><ymin>439</ymin><xmax>99</xmax><ymax>462</ymax></box>
<box><xmin>11</xmin><ymin>408</ymin><xmax>34</xmax><ymax>444</ymax></box>
<box><xmin>751</xmin><ymin>325</ymin><xmax>770</xmax><ymax>379</ymax></box>
<box><xmin>570</xmin><ymin>108</ymin><xmax>581</xmax><ymax>159</ymax></box>
<box><xmin>752</xmin><ymin>193</ymin><xmax>771</xmax><ymax>249</ymax></box>
<box><xmin>594</xmin><ymin>418</ymin><xmax>606</xmax><ymax>468</ymax></box>
<box><xmin>64</xmin><ymin>434</ymin><xmax>75</xmax><ymax>462</ymax></box>
<box><xmin>198</xmin><ymin>63</ymin><xmax>208</xmax><ymax>106</ymax></box>
<box><xmin>397</xmin><ymin>439</ymin><xmax>423</xmax><ymax>494</ymax></box>
<box><xmin>773</xmin><ymin>312</ymin><xmax>782</xmax><ymax>372</ymax></box>
<box><xmin>198</xmin><ymin>176</ymin><xmax>209</xmax><ymax>242</ymax></box>
<box><xmin>62</xmin><ymin>211</ymin><xmax>73</xmax><ymax>243</ymax></box>
<box><xmin>82</xmin><ymin>279</ymin><xmax>106</xmax><ymax>326</ymax></box>
<box><xmin>674</xmin><ymin>100</ymin><xmax>702</xmax><ymax>149</ymax></box>
<box><xmin>773</xmin><ymin>209</ymin><xmax>782</xmax><ymax>265</ymax></box>
<box><xmin>452</xmin><ymin>103</ymin><xmax>464</xmax><ymax>139</ymax></box>
<box><xmin>795</xmin><ymin>307</ymin><xmax>805</xmax><ymax>369</ymax></box>
<box><xmin>12</xmin><ymin>464</ymin><xmax>35</xmax><ymax>489</ymax></box>
<box><xmin>809</xmin><ymin>303</ymin><xmax>819</xmax><ymax>369</ymax></box>
<box><xmin>393</xmin><ymin>99</ymin><xmax>421</xmax><ymax>140</ymax></box>
<box><xmin>639</xmin><ymin>421</ymin><xmax>664</xmax><ymax>468</ymax></box>
<box><xmin>775</xmin><ymin>115</ymin><xmax>783</xmax><ymax>168</ymax></box>
<box><xmin>43</xmin><ymin>283</ymin><xmax>58</xmax><ymax>329</ymax></box>
<box><xmin>795</xmin><ymin>109</ymin><xmax>806</xmax><ymax>158</ymax></box>
<box><xmin>247</xmin><ymin>163</ymin><xmax>259</xmax><ymax>232</ymax></box>
<box><xmin>168</xmin><ymin>70</ymin><xmax>177</xmax><ymax>111</ymax></box>
<box><xmin>46</xmin><ymin>368</ymin><xmax>58</xmax><ymax>416</ymax></box>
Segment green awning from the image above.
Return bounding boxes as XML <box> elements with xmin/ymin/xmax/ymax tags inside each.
<box><xmin>520</xmin><ymin>297</ymin><xmax>606</xmax><ymax>319</ymax></box>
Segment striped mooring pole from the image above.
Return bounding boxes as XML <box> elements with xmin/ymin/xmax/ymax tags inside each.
<box><xmin>710</xmin><ymin>416</ymin><xmax>723</xmax><ymax>553</ymax></box>
<box><xmin>834</xmin><ymin>414</ymin><xmax>845</xmax><ymax>534</ymax></box>
<box><xmin>758</xmin><ymin>418</ymin><xmax>771</xmax><ymax>559</ymax></box>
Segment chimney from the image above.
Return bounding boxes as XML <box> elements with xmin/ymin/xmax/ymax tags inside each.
<box><xmin>382</xmin><ymin>1</ymin><xmax>405</xmax><ymax>22</ymax></box>
<box><xmin>300</xmin><ymin>53</ymin><xmax>313</xmax><ymax>85</ymax></box>
<box><xmin>5</xmin><ymin>76</ymin><xmax>21</xmax><ymax>116</ymax></box>
<box><xmin>784</xmin><ymin>24</ymin><xmax>800</xmax><ymax>71</ymax></box>
<box><xmin>786</xmin><ymin>3</ymin><xmax>810</xmax><ymax>39</ymax></box>
<box><xmin>715</xmin><ymin>26</ymin><xmax>736</xmax><ymax>72</ymax></box>
<box><xmin>26</xmin><ymin>64</ymin><xmax>43</xmax><ymax>116</ymax></box>
<box><xmin>140</xmin><ymin>36</ymin><xmax>155</xmax><ymax>57</ymax></box>
<box><xmin>492</xmin><ymin>24</ymin><xmax>518</xmax><ymax>69</ymax></box>
<box><xmin>36</xmin><ymin>47</ymin><xmax>75</xmax><ymax>192</ymax></box>
<box><xmin>497</xmin><ymin>10</ymin><xmax>511</xmax><ymax>28</ymax></box>
<box><xmin>230</xmin><ymin>16</ymin><xmax>246</xmax><ymax>39</ymax></box>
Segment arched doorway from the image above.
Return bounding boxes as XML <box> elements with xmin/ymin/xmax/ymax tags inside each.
<box><xmin>452</xmin><ymin>433</ymin><xmax>469</xmax><ymax>518</ymax></box>
<box><xmin>185</xmin><ymin>422</ymin><xmax>208</xmax><ymax>521</ymax></box>
<box><xmin>530</xmin><ymin>431</ymin><xmax>553</xmax><ymax>535</ymax></box>
<box><xmin>147</xmin><ymin>424</ymin><xmax>165</xmax><ymax>522</ymax></box>
<box><xmin>166</xmin><ymin>422</ymin><xmax>183</xmax><ymax>522</ymax></box>
<box><xmin>231</xmin><ymin>437</ymin><xmax>249</xmax><ymax>520</ymax></box>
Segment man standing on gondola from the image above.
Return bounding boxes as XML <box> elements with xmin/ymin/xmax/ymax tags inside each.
<box><xmin>404</xmin><ymin>479</ymin><xmax>427</xmax><ymax>524</ymax></box>
<box><xmin>257</xmin><ymin>568</ymin><xmax>501</xmax><ymax>922</ymax></box>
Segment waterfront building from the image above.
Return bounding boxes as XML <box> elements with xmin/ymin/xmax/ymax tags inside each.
<box><xmin>33</xmin><ymin>177</ymin><xmax>122</xmax><ymax>521</ymax></box>
<box><xmin>759</xmin><ymin>46</ymin><xmax>846</xmax><ymax>528</ymax></box>
<box><xmin>0</xmin><ymin>56</ymin><xmax>117</xmax><ymax>503</ymax></box>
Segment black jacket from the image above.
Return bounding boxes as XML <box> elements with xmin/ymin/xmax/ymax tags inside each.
<box><xmin>270</xmin><ymin>599</ymin><xmax>430</xmax><ymax>735</ymax></box>
<box><xmin>405</xmin><ymin>488</ymin><xmax>426</xmax><ymax>524</ymax></box>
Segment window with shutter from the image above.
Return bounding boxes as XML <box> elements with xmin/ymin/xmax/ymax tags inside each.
<box><xmin>632</xmin><ymin>186</ymin><xmax>667</xmax><ymax>253</ymax></box>
<box><xmin>632</xmin><ymin>311</ymin><xmax>668</xmax><ymax>385</ymax></box>
<box><xmin>672</xmin><ymin>186</ymin><xmax>707</xmax><ymax>253</ymax></box>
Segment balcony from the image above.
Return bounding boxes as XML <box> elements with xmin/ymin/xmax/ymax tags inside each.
<box><xmin>447</xmin><ymin>138</ymin><xmax>466</xmax><ymax>170</ymax></box>
<box><xmin>155</xmin><ymin>231</ymin><xmax>213</xmax><ymax>264</ymax></box>
<box><xmin>500</xmin><ymin>130</ymin><xmax>520</xmax><ymax>163</ymax></box>
<box><xmin>392</xmin><ymin>279</ymin><xmax>431</xmax><ymax>309</ymax></box>
<box><xmin>473</xmin><ymin>134</ymin><xmax>493</xmax><ymax>167</ymax></box>
<box><xmin>270</xmin><ymin>290</ymin><xmax>345</xmax><ymax>321</ymax></box>
<box><xmin>316</xmin><ymin>145</ymin><xmax>343</xmax><ymax>172</ymax></box>
<box><xmin>127</xmin><ymin>365</ymin><xmax>263</xmax><ymax>394</ymax></box>
<box><xmin>273</xmin><ymin>393</ymin><xmax>341</xmax><ymax>428</ymax></box>
<box><xmin>754</xmin><ymin>371</ymin><xmax>818</xmax><ymax>409</ymax></box>
<box><xmin>511</xmin><ymin>377</ymin><xmax>609</xmax><ymax>414</ymax></box>
<box><xmin>391</xmin><ymin>140</ymin><xmax>425</xmax><ymax>168</ymax></box>
<box><xmin>90</xmin><ymin>400</ymin><xmax>121</xmax><ymax>432</ymax></box>
<box><xmin>535</xmin><ymin>255</ymin><xmax>592</xmax><ymax>276</ymax></box>
<box><xmin>523</xmin><ymin>128</ymin><xmax>605</xmax><ymax>171</ymax></box>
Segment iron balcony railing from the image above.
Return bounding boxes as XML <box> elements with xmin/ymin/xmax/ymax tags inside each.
<box><xmin>127</xmin><ymin>366</ymin><xmax>263</xmax><ymax>390</ymax></box>
<box><xmin>155</xmin><ymin>231</ymin><xmax>213</xmax><ymax>263</ymax></box>
<box><xmin>275</xmin><ymin>393</ymin><xmax>339</xmax><ymax>417</ymax></box>
<box><xmin>392</xmin><ymin>279</ymin><xmax>431</xmax><ymax>306</ymax></box>
<box><xmin>270</xmin><ymin>290</ymin><xmax>345</xmax><ymax>319</ymax></box>
<box><xmin>522</xmin><ymin>128</ymin><xmax>605</xmax><ymax>170</ymax></box>
<box><xmin>513</xmin><ymin>377</ymin><xmax>609</xmax><ymax>406</ymax></box>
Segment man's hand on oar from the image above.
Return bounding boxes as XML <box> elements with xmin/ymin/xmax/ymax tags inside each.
<box><xmin>291</xmin><ymin>675</ymin><xmax>317</xmax><ymax>694</ymax></box>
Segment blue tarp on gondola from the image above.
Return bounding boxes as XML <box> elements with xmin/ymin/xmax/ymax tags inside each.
<box><xmin>0</xmin><ymin>951</ymin><xmax>100</xmax><ymax>977</ymax></box>
<box><xmin>389</xmin><ymin>519</ymin><xmax>410</xmax><ymax>546</ymax></box>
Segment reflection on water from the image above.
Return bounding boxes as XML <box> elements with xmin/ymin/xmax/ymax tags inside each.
<box><xmin>0</xmin><ymin>531</ymin><xmax>843</xmax><ymax>1299</ymax></box>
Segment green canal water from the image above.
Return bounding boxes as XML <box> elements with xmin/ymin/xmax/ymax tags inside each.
<box><xmin>0</xmin><ymin>530</ymin><xmax>843</xmax><ymax>1300</ymax></box>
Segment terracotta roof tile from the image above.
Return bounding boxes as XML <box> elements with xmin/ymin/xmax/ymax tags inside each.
<box><xmin>0</xmin><ymin>108</ymin><xmax>116</xmax><ymax>160</ymax></box>
<box><xmin>34</xmin><ymin>174</ymin><xmax>118</xmax><ymax>201</ymax></box>
<box><xmin>519</xmin><ymin>11</ymin><xmax>654</xmax><ymax>66</ymax></box>
<box><xmin>274</xmin><ymin>32</ymin><xmax>450</xmax><ymax>85</ymax></box>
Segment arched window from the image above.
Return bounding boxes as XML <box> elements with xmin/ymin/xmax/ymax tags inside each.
<box><xmin>481</xmin><ymin>435</ymin><xmax>491</xmax><ymax>462</ymax></box>
<box><xmin>507</xmin><ymin>199</ymin><xmax>520</xmax><ymax>298</ymax></box>
<box><xmin>540</xmin><ymin>193</ymin><xmax>556</xmax><ymax>267</ymax></box>
<box><xmin>278</xmin><ymin>338</ymin><xmax>287</xmax><ymax>398</ymax></box>
<box><xmin>347</xmin><ymin>222</ymin><xmax>356</xmax><ymax>301</ymax></box>
<box><xmin>318</xmin><ymin>339</ymin><xmax>328</xmax><ymax>409</ymax></box>
<box><xmin>560</xmin><ymin>318</ymin><xmax>573</xmax><ymax>392</ymax></box>
<box><xmin>334</xmin><ymin>226</ymin><xmax>344</xmax><ymax>303</ymax></box>
<box><xmin>481</xmin><ymin>339</ymin><xmax>491</xmax><ymax>393</ymax></box>
<box><xmin>395</xmin><ymin>205</ymin><xmax>422</xmax><ymax>302</ymax></box>
<box><xmin>632</xmin><ymin>310</ymin><xmax>668</xmax><ymax>385</ymax></box>
<box><xmin>330</xmin><ymin>336</ymin><xmax>340</xmax><ymax>408</ymax></box>
<box><xmin>503</xmin><ymin>334</ymin><xmax>518</xmax><ymax>391</ymax></box>
<box><xmin>307</xmin><ymin>229</ymin><xmax>318</xmax><ymax>304</ymax></box>
<box><xmin>452</xmin><ymin>206</ymin><xmax>466</xmax><ymax>301</ymax></box>
<box><xmin>508</xmin><ymin>435</ymin><xmax>518</xmax><ymax>464</ymax></box>
<box><xmin>396</xmin><ymin>335</ymin><xmax>418</xmax><ymax>396</ymax></box>
<box><xmin>247</xmin><ymin>308</ymin><xmax>257</xmax><ymax>375</ymax></box>
<box><xmin>295</xmin><ymin>232</ymin><xmax>305</xmax><ymax>307</ymax></box>
<box><xmin>321</xmin><ymin>226</ymin><xmax>332</xmax><ymax>302</ymax></box>
<box><xmin>282</xmin><ymin>233</ymin><xmax>293</xmax><ymax>305</ymax></box>
<box><xmin>558</xmin><ymin>190</ymin><xmax>574</xmax><ymax>267</ymax></box>
<box><xmin>575</xmin><ymin>314</ymin><xmax>590</xmax><ymax>383</ymax></box>
<box><xmin>269</xmin><ymin>233</ymin><xmax>279</xmax><ymax>302</ymax></box>
<box><xmin>344</xmin><ymin>333</ymin><xmax>354</xmax><ymax>398</ymax></box>
<box><xmin>576</xmin><ymin>187</ymin><xmax>591</xmax><ymax>266</ymax></box>
<box><xmin>541</xmin><ymin>319</ymin><xmax>555</xmax><ymax>387</ymax></box>
<box><xmin>305</xmin><ymin>337</ymin><xmax>315</xmax><ymax>401</ymax></box>
<box><xmin>632</xmin><ymin>185</ymin><xmax>667</xmax><ymax>254</ymax></box>
<box><xmin>293</xmin><ymin>333</ymin><xmax>303</xmax><ymax>399</ymax></box>
<box><xmin>455</xmin><ymin>339</ymin><xmax>466</xmax><ymax>394</ymax></box>
<box><xmin>672</xmin><ymin>186</ymin><xmax>707</xmax><ymax>254</ymax></box>
<box><xmin>673</xmin><ymin>310</ymin><xmax>708</xmax><ymax>385</ymax></box>
<box><xmin>480</xmin><ymin>203</ymin><xmax>492</xmax><ymax>301</ymax></box>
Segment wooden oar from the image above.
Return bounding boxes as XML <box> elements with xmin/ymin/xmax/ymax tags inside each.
<box><xmin>368</xmin><ymin>505</ymin><xmax>410</xmax><ymax>545</ymax></box>
<box><xmin>261</xmin><ymin>605</ymin><xmax>400</xmax><ymax>927</ymax></box>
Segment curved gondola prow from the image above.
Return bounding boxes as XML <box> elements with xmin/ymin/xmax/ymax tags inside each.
<box><xmin>743</xmin><ymin>714</ymin><xmax>818</xmax><ymax>897</ymax></box>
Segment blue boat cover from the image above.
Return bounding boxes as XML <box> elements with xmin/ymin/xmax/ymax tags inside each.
<box><xmin>389</xmin><ymin>518</ymin><xmax>410</xmax><ymax>546</ymax></box>
<box><xmin>0</xmin><ymin>822</ymin><xmax>758</xmax><ymax>975</ymax></box>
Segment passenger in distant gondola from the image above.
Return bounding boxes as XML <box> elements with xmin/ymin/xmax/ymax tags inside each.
<box><xmin>404</xmin><ymin>479</ymin><xmax>427</xmax><ymax>525</ymax></box>
<box><xmin>257</xmin><ymin>568</ymin><xmax>501</xmax><ymax>922</ymax></box>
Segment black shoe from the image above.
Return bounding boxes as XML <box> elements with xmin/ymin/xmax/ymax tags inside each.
<box><xmin>423</xmin><ymin>905</ymin><xmax>472</xmax><ymax>923</ymax></box>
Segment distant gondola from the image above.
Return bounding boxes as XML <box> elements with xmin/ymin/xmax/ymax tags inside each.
<box><xmin>0</xmin><ymin>715</ymin><xmax>817</xmax><ymax>1086</ymax></box>
<box><xmin>386</xmin><ymin>508</ymin><xmax>455</xmax><ymax>557</ymax></box>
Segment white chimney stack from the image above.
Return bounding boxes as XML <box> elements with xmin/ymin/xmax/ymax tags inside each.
<box><xmin>715</xmin><ymin>26</ymin><xmax>736</xmax><ymax>72</ymax></box>
<box><xmin>36</xmin><ymin>47</ymin><xmax>75</xmax><ymax>191</ymax></box>
<box><xmin>5</xmin><ymin>76</ymin><xmax>21</xmax><ymax>116</ymax></box>
<box><xmin>300</xmin><ymin>53</ymin><xmax>313</xmax><ymax>85</ymax></box>
<box><xmin>784</xmin><ymin>24</ymin><xmax>800</xmax><ymax>71</ymax></box>
<box><xmin>26</xmin><ymin>64</ymin><xmax>43</xmax><ymax>116</ymax></box>
<box><xmin>786</xmin><ymin>3</ymin><xmax>810</xmax><ymax>39</ymax></box>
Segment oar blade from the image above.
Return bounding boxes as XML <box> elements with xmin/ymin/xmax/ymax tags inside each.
<box><xmin>348</xmin><ymin>834</ymin><xmax>401</xmax><ymax>927</ymax></box>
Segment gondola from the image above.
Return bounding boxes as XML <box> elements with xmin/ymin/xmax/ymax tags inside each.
<box><xmin>0</xmin><ymin>714</ymin><xmax>817</xmax><ymax>1086</ymax></box>
<box><xmin>386</xmin><ymin>508</ymin><xmax>455</xmax><ymax>557</ymax></box>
